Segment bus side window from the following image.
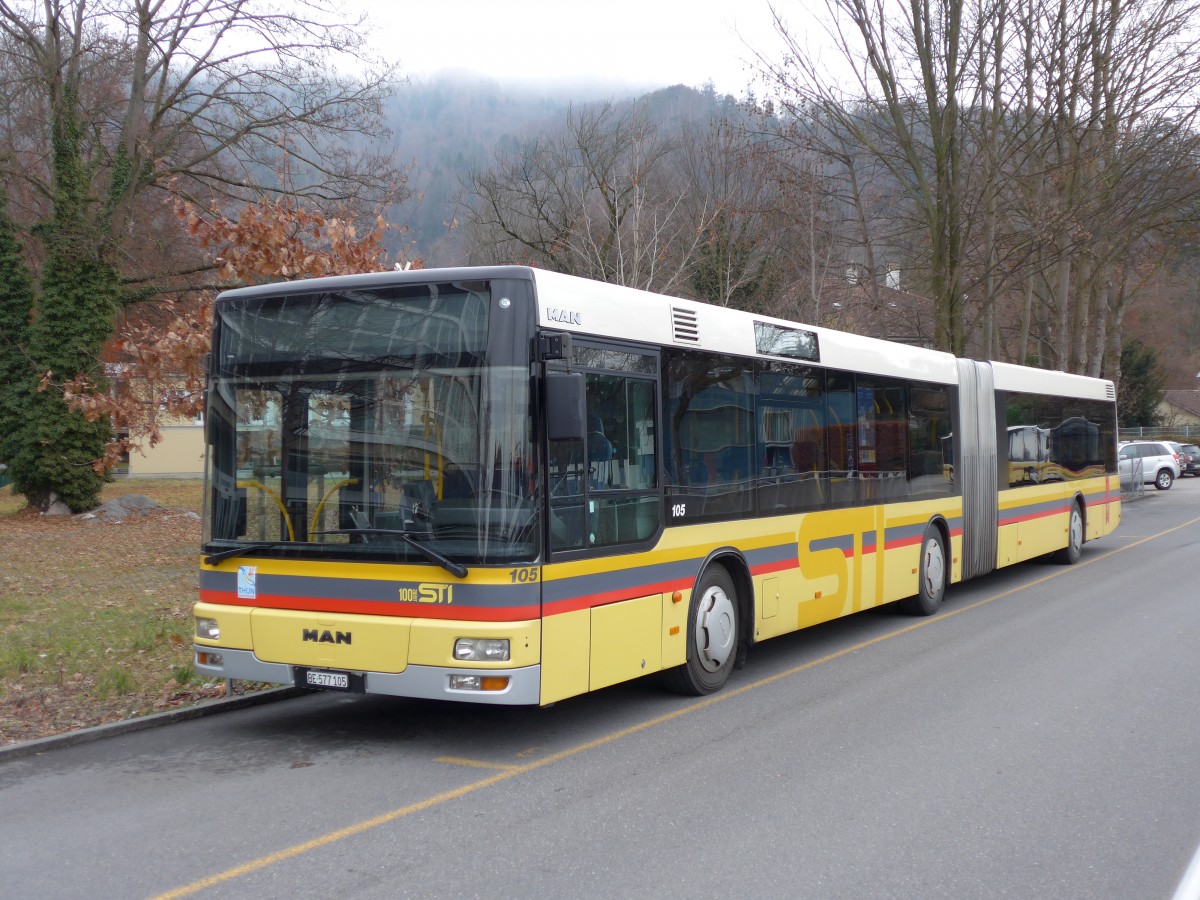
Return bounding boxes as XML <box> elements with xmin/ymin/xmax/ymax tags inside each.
<box><xmin>663</xmin><ymin>351</ymin><xmax>753</xmax><ymax>519</ymax></box>
<box><xmin>909</xmin><ymin>382</ymin><xmax>952</xmax><ymax>497</ymax></box>
<box><xmin>550</xmin><ymin>349</ymin><xmax>661</xmax><ymax>552</ymax></box>
<box><xmin>855</xmin><ymin>376</ymin><xmax>908</xmax><ymax>502</ymax></box>
<box><xmin>585</xmin><ymin>372</ymin><xmax>660</xmax><ymax>546</ymax></box>
<box><xmin>756</xmin><ymin>365</ymin><xmax>826</xmax><ymax>515</ymax></box>
<box><xmin>825</xmin><ymin>374</ymin><xmax>856</xmax><ymax>508</ymax></box>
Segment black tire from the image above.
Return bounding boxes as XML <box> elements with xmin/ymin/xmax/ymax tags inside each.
<box><xmin>898</xmin><ymin>526</ymin><xmax>946</xmax><ymax>616</ymax></box>
<box><xmin>663</xmin><ymin>566</ymin><xmax>739</xmax><ymax>695</ymax></box>
<box><xmin>1053</xmin><ymin>500</ymin><xmax>1084</xmax><ymax>565</ymax></box>
<box><xmin>1155</xmin><ymin>469</ymin><xmax>1174</xmax><ymax>491</ymax></box>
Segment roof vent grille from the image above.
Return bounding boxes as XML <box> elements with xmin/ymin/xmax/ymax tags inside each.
<box><xmin>672</xmin><ymin>307</ymin><xmax>699</xmax><ymax>344</ymax></box>
<box><xmin>1107</xmin><ymin>383</ymin><xmax>1116</xmax><ymax>401</ymax></box>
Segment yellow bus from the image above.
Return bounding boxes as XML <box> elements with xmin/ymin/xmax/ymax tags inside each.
<box><xmin>193</xmin><ymin>267</ymin><xmax>1120</xmax><ymax>703</ymax></box>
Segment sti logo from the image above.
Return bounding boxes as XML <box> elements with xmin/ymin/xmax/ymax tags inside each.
<box><xmin>398</xmin><ymin>584</ymin><xmax>454</xmax><ymax>604</ymax></box>
<box><xmin>546</xmin><ymin>307</ymin><xmax>581</xmax><ymax>325</ymax></box>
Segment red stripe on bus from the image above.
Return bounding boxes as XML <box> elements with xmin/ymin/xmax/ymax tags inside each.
<box><xmin>542</xmin><ymin>576</ymin><xmax>697</xmax><ymax>616</ymax></box>
<box><xmin>999</xmin><ymin>506</ymin><xmax>1070</xmax><ymax>527</ymax></box>
<box><xmin>750</xmin><ymin>557</ymin><xmax>799</xmax><ymax>576</ymax></box>
<box><xmin>198</xmin><ymin>590</ymin><xmax>539</xmax><ymax>622</ymax></box>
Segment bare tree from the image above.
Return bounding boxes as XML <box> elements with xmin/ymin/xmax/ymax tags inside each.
<box><xmin>0</xmin><ymin>0</ymin><xmax>404</xmax><ymax>265</ymax></box>
<box><xmin>0</xmin><ymin>0</ymin><xmax>408</xmax><ymax>297</ymax></box>
<box><xmin>0</xmin><ymin>0</ymin><xmax>405</xmax><ymax>510</ymax></box>
<box><xmin>678</xmin><ymin>116</ymin><xmax>786</xmax><ymax>310</ymax></box>
<box><xmin>463</xmin><ymin>101</ymin><xmax>715</xmax><ymax>294</ymax></box>
<box><xmin>753</xmin><ymin>107</ymin><xmax>898</xmax><ymax>328</ymax></box>
<box><xmin>761</xmin><ymin>0</ymin><xmax>988</xmax><ymax>354</ymax></box>
<box><xmin>759</xmin><ymin>0</ymin><xmax>1200</xmax><ymax>377</ymax></box>
<box><xmin>1002</xmin><ymin>0</ymin><xmax>1200</xmax><ymax>378</ymax></box>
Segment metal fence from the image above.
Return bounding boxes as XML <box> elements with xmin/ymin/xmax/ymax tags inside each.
<box><xmin>1119</xmin><ymin>426</ymin><xmax>1200</xmax><ymax>440</ymax></box>
<box><xmin>1120</xmin><ymin>456</ymin><xmax>1145</xmax><ymax>496</ymax></box>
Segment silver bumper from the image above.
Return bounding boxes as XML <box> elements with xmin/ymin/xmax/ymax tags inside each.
<box><xmin>194</xmin><ymin>646</ymin><xmax>541</xmax><ymax>705</ymax></box>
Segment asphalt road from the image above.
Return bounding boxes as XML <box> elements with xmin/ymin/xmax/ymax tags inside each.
<box><xmin>3</xmin><ymin>480</ymin><xmax>1200</xmax><ymax>899</ymax></box>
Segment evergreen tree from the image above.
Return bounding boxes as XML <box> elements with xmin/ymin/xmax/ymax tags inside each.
<box><xmin>4</xmin><ymin>94</ymin><xmax>119</xmax><ymax>511</ymax></box>
<box><xmin>0</xmin><ymin>1</ymin><xmax>400</xmax><ymax>512</ymax></box>
<box><xmin>1117</xmin><ymin>339</ymin><xmax>1167</xmax><ymax>428</ymax></box>
<box><xmin>0</xmin><ymin>187</ymin><xmax>37</xmax><ymax>483</ymax></box>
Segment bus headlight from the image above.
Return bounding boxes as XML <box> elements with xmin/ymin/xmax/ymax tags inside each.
<box><xmin>453</xmin><ymin>638</ymin><xmax>510</xmax><ymax>661</ymax></box>
<box><xmin>195</xmin><ymin>617</ymin><xmax>220</xmax><ymax>640</ymax></box>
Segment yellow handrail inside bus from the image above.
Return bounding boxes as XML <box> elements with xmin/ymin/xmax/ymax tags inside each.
<box><xmin>422</xmin><ymin>410</ymin><xmax>444</xmax><ymax>499</ymax></box>
<box><xmin>237</xmin><ymin>480</ymin><xmax>296</xmax><ymax>542</ymax></box>
<box><xmin>310</xmin><ymin>478</ymin><xmax>358</xmax><ymax>539</ymax></box>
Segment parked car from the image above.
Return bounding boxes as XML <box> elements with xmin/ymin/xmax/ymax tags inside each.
<box><xmin>1118</xmin><ymin>440</ymin><xmax>1179</xmax><ymax>490</ymax></box>
<box><xmin>1179</xmin><ymin>443</ymin><xmax>1200</xmax><ymax>477</ymax></box>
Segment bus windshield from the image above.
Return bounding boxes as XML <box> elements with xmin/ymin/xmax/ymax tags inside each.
<box><xmin>202</xmin><ymin>281</ymin><xmax>538</xmax><ymax>566</ymax></box>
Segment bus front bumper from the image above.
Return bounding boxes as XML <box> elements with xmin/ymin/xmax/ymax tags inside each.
<box><xmin>194</xmin><ymin>646</ymin><xmax>541</xmax><ymax>705</ymax></box>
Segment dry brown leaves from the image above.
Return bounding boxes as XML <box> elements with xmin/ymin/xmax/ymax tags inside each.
<box><xmin>0</xmin><ymin>481</ymin><xmax>231</xmax><ymax>746</ymax></box>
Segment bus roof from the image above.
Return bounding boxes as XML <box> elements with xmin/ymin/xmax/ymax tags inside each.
<box><xmin>213</xmin><ymin>265</ymin><xmax>1114</xmax><ymax>401</ymax></box>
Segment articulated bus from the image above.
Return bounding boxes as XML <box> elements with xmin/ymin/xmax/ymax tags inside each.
<box><xmin>194</xmin><ymin>266</ymin><xmax>1120</xmax><ymax>703</ymax></box>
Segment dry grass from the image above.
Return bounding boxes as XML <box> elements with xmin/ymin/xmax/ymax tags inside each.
<box><xmin>0</xmin><ymin>479</ymin><xmax>230</xmax><ymax>746</ymax></box>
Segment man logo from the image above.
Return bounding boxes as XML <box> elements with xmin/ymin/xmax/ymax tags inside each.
<box><xmin>302</xmin><ymin>629</ymin><xmax>352</xmax><ymax>645</ymax></box>
<box><xmin>546</xmin><ymin>307</ymin><xmax>581</xmax><ymax>325</ymax></box>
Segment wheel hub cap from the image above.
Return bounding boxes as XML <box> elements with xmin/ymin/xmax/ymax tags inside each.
<box><xmin>695</xmin><ymin>586</ymin><xmax>736</xmax><ymax>672</ymax></box>
<box><xmin>923</xmin><ymin>538</ymin><xmax>945</xmax><ymax>597</ymax></box>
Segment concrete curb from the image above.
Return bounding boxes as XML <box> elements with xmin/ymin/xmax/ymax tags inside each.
<box><xmin>0</xmin><ymin>686</ymin><xmax>306</xmax><ymax>763</ymax></box>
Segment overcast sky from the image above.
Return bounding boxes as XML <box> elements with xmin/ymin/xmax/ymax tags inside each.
<box><xmin>352</xmin><ymin>0</ymin><xmax>802</xmax><ymax>95</ymax></box>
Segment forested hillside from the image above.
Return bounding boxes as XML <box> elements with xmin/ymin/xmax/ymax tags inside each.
<box><xmin>386</xmin><ymin>75</ymin><xmax>747</xmax><ymax>264</ymax></box>
<box><xmin>4</xmin><ymin>0</ymin><xmax>1199</xmax><ymax>511</ymax></box>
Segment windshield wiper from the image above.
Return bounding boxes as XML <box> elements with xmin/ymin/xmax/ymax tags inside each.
<box><xmin>314</xmin><ymin>529</ymin><xmax>468</xmax><ymax>578</ymax></box>
<box><xmin>204</xmin><ymin>541</ymin><xmax>295</xmax><ymax>565</ymax></box>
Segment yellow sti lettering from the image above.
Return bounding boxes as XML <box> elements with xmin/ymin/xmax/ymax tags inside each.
<box><xmin>797</xmin><ymin>508</ymin><xmax>878</xmax><ymax>614</ymax></box>
<box><xmin>418</xmin><ymin>583</ymin><xmax>453</xmax><ymax>604</ymax></box>
<box><xmin>398</xmin><ymin>584</ymin><xmax>453</xmax><ymax>604</ymax></box>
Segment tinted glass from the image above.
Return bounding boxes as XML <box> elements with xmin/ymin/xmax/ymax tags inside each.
<box><xmin>1003</xmin><ymin>392</ymin><xmax>1116</xmax><ymax>486</ymax></box>
<box><xmin>205</xmin><ymin>283</ymin><xmax>538</xmax><ymax>564</ymax></box>
<box><xmin>549</xmin><ymin>349</ymin><xmax>660</xmax><ymax>553</ymax></box>
<box><xmin>663</xmin><ymin>351</ymin><xmax>755</xmax><ymax>520</ymax></box>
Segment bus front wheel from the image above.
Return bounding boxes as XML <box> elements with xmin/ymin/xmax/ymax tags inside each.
<box><xmin>899</xmin><ymin>526</ymin><xmax>946</xmax><ymax>617</ymax></box>
<box><xmin>664</xmin><ymin>566</ymin><xmax>739</xmax><ymax>695</ymax></box>
<box><xmin>1053</xmin><ymin>501</ymin><xmax>1084</xmax><ymax>565</ymax></box>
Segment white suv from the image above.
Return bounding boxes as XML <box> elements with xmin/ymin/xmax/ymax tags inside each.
<box><xmin>1118</xmin><ymin>441</ymin><xmax>1180</xmax><ymax>490</ymax></box>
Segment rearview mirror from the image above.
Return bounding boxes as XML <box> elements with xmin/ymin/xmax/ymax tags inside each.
<box><xmin>545</xmin><ymin>372</ymin><xmax>584</xmax><ymax>442</ymax></box>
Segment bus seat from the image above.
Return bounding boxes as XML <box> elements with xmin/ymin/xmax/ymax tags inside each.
<box><xmin>442</xmin><ymin>466</ymin><xmax>475</xmax><ymax>499</ymax></box>
<box><xmin>587</xmin><ymin>414</ymin><xmax>613</xmax><ymax>463</ymax></box>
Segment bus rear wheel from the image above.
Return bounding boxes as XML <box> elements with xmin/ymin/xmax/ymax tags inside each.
<box><xmin>899</xmin><ymin>526</ymin><xmax>946</xmax><ymax>616</ymax></box>
<box><xmin>664</xmin><ymin>566</ymin><xmax>738</xmax><ymax>695</ymax></box>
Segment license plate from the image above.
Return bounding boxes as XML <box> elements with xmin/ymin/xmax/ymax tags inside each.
<box><xmin>296</xmin><ymin>667</ymin><xmax>364</xmax><ymax>693</ymax></box>
<box><xmin>308</xmin><ymin>670</ymin><xmax>348</xmax><ymax>689</ymax></box>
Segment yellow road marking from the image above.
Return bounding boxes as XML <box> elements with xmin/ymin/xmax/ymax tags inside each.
<box><xmin>434</xmin><ymin>756</ymin><xmax>524</xmax><ymax>771</ymax></box>
<box><xmin>154</xmin><ymin>515</ymin><xmax>1199</xmax><ymax>899</ymax></box>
